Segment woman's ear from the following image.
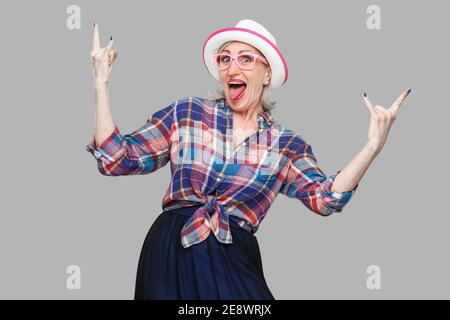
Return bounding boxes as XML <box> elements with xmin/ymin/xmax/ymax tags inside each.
<box><xmin>264</xmin><ymin>67</ymin><xmax>272</xmax><ymax>84</ymax></box>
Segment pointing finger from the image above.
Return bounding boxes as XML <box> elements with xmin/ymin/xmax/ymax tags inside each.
<box><xmin>363</xmin><ymin>92</ymin><xmax>376</xmax><ymax>114</ymax></box>
<box><xmin>390</xmin><ymin>88</ymin><xmax>411</xmax><ymax>115</ymax></box>
<box><xmin>106</xmin><ymin>36</ymin><xmax>114</xmax><ymax>52</ymax></box>
<box><xmin>92</xmin><ymin>22</ymin><xmax>100</xmax><ymax>51</ymax></box>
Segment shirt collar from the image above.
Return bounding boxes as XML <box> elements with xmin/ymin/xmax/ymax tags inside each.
<box><xmin>217</xmin><ymin>98</ymin><xmax>274</xmax><ymax>129</ymax></box>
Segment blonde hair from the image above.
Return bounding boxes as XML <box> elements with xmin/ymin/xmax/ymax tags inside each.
<box><xmin>208</xmin><ymin>41</ymin><xmax>277</xmax><ymax>112</ymax></box>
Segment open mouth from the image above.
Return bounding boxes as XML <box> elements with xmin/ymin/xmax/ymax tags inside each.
<box><xmin>228</xmin><ymin>82</ymin><xmax>247</xmax><ymax>101</ymax></box>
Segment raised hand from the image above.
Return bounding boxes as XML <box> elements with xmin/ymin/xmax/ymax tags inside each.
<box><xmin>90</xmin><ymin>23</ymin><xmax>118</xmax><ymax>83</ymax></box>
<box><xmin>363</xmin><ymin>88</ymin><xmax>411</xmax><ymax>153</ymax></box>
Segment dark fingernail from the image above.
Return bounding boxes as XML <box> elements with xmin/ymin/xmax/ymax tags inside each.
<box><xmin>407</xmin><ymin>88</ymin><xmax>411</xmax><ymax>95</ymax></box>
<box><xmin>363</xmin><ymin>92</ymin><xmax>367</xmax><ymax>97</ymax></box>
<box><xmin>110</xmin><ymin>36</ymin><xmax>113</xmax><ymax>41</ymax></box>
<box><xmin>93</xmin><ymin>22</ymin><xmax>95</xmax><ymax>27</ymax></box>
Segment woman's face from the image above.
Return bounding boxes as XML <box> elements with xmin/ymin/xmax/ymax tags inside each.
<box><xmin>218</xmin><ymin>41</ymin><xmax>271</xmax><ymax>112</ymax></box>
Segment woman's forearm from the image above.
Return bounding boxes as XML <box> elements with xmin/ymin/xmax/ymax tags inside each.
<box><xmin>330</xmin><ymin>141</ymin><xmax>380</xmax><ymax>193</ymax></box>
<box><xmin>94</xmin><ymin>80</ymin><xmax>116</xmax><ymax>148</ymax></box>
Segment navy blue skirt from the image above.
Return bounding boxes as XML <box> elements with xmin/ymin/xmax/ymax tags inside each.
<box><xmin>134</xmin><ymin>204</ymin><xmax>275</xmax><ymax>300</ymax></box>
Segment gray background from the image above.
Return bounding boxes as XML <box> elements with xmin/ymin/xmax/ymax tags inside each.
<box><xmin>0</xmin><ymin>0</ymin><xmax>448</xmax><ymax>299</ymax></box>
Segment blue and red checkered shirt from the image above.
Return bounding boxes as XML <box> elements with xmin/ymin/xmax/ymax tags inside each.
<box><xmin>86</xmin><ymin>97</ymin><xmax>358</xmax><ymax>248</ymax></box>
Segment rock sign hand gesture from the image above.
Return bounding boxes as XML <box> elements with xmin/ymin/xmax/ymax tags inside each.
<box><xmin>363</xmin><ymin>88</ymin><xmax>411</xmax><ymax>154</ymax></box>
<box><xmin>90</xmin><ymin>23</ymin><xmax>118</xmax><ymax>83</ymax></box>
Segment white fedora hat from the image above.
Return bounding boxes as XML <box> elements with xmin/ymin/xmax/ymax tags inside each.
<box><xmin>202</xmin><ymin>19</ymin><xmax>288</xmax><ymax>90</ymax></box>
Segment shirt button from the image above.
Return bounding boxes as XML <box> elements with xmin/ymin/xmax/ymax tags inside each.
<box><xmin>216</xmin><ymin>177</ymin><xmax>221</xmax><ymax>181</ymax></box>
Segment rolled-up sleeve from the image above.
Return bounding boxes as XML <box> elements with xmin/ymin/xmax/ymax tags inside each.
<box><xmin>280</xmin><ymin>142</ymin><xmax>358</xmax><ymax>216</ymax></box>
<box><xmin>86</xmin><ymin>101</ymin><xmax>176</xmax><ymax>176</ymax></box>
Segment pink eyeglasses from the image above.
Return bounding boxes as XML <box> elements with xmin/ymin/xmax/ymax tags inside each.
<box><xmin>213</xmin><ymin>53</ymin><xmax>269</xmax><ymax>71</ymax></box>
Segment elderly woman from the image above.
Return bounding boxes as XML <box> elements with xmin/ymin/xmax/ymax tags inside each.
<box><xmin>87</xmin><ymin>19</ymin><xmax>410</xmax><ymax>300</ymax></box>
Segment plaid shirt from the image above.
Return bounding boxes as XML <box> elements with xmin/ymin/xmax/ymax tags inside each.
<box><xmin>86</xmin><ymin>97</ymin><xmax>358</xmax><ymax>248</ymax></box>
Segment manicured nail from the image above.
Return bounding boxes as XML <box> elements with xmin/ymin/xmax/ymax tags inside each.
<box><xmin>93</xmin><ymin>22</ymin><xmax>95</xmax><ymax>27</ymax></box>
<box><xmin>407</xmin><ymin>88</ymin><xmax>411</xmax><ymax>95</ymax></box>
<box><xmin>110</xmin><ymin>36</ymin><xmax>113</xmax><ymax>41</ymax></box>
<box><xmin>363</xmin><ymin>92</ymin><xmax>367</xmax><ymax>97</ymax></box>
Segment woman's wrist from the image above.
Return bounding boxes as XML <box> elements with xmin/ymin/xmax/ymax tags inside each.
<box><xmin>365</xmin><ymin>140</ymin><xmax>381</xmax><ymax>158</ymax></box>
<box><xmin>94</xmin><ymin>79</ymin><xmax>108</xmax><ymax>90</ymax></box>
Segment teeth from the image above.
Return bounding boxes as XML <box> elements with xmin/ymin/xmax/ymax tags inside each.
<box><xmin>229</xmin><ymin>82</ymin><xmax>245</xmax><ymax>85</ymax></box>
